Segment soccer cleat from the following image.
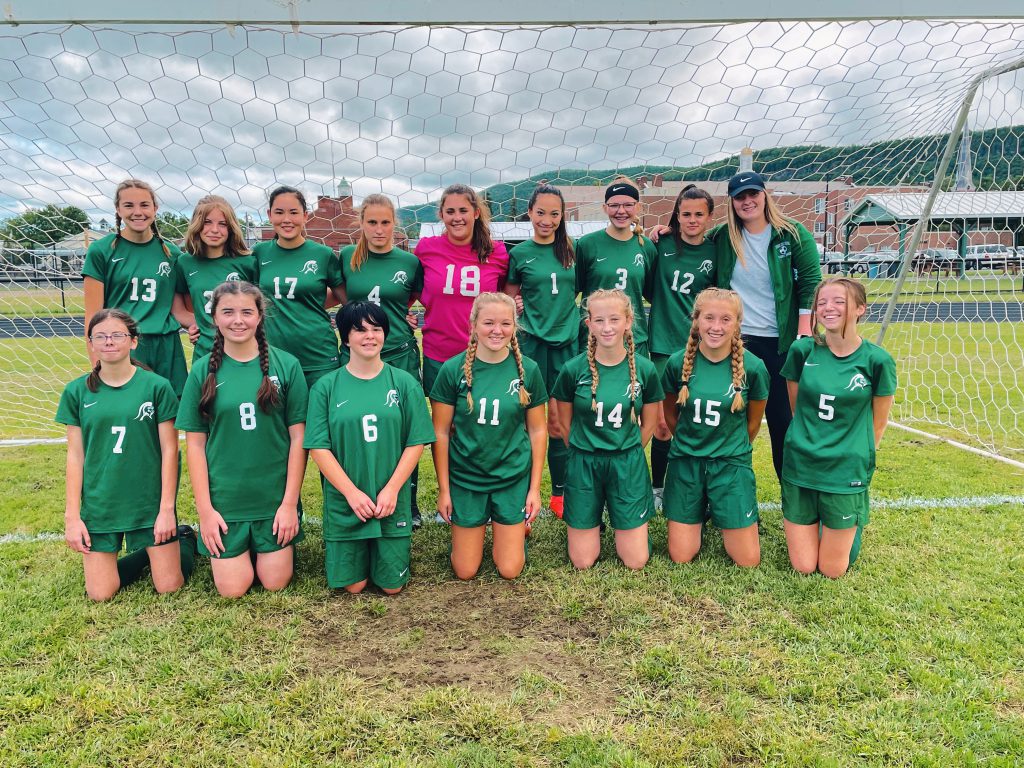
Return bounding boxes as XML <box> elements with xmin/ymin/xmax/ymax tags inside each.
<box><xmin>652</xmin><ymin>488</ymin><xmax>664</xmax><ymax>512</ymax></box>
<box><xmin>549</xmin><ymin>495</ymin><xmax>564</xmax><ymax>519</ymax></box>
<box><xmin>412</xmin><ymin>510</ymin><xmax>423</xmax><ymax>529</ymax></box>
<box><xmin>176</xmin><ymin>523</ymin><xmax>198</xmax><ymax>547</ymax></box>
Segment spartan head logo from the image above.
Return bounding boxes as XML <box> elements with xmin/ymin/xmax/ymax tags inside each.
<box><xmin>157</xmin><ymin>261</ymin><xmax>171</xmax><ymax>277</ymax></box>
<box><xmin>633</xmin><ymin>253</ymin><xmax>645</xmax><ymax>267</ymax></box>
<box><xmin>268</xmin><ymin>375</ymin><xmax>281</xmax><ymax>391</ymax></box>
<box><xmin>846</xmin><ymin>373</ymin><xmax>869</xmax><ymax>391</ymax></box>
<box><xmin>135</xmin><ymin>401</ymin><xmax>154</xmax><ymax>421</ymax></box>
<box><xmin>724</xmin><ymin>382</ymin><xmax>745</xmax><ymax>399</ymax></box>
<box><xmin>506</xmin><ymin>378</ymin><xmax>522</xmax><ymax>396</ymax></box>
<box><xmin>776</xmin><ymin>242</ymin><xmax>791</xmax><ymax>260</ymax></box>
<box><xmin>301</xmin><ymin>260</ymin><xmax>318</xmax><ymax>274</ymax></box>
<box><xmin>391</xmin><ymin>270</ymin><xmax>408</xmax><ymax>285</ymax></box>
<box><xmin>225</xmin><ymin>271</ymin><xmax>241</xmax><ymax>282</ymax></box>
<box><xmin>699</xmin><ymin>259</ymin><xmax>713</xmax><ymax>274</ymax></box>
<box><xmin>385</xmin><ymin>389</ymin><xmax>400</xmax><ymax>407</ymax></box>
<box><xmin>624</xmin><ymin>381</ymin><xmax>642</xmax><ymax>399</ymax></box>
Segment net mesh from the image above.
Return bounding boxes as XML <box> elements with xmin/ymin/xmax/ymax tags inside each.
<box><xmin>0</xmin><ymin>20</ymin><xmax>1022</xmax><ymax>456</ymax></box>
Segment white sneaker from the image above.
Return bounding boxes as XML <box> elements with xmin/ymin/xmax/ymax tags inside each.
<box><xmin>652</xmin><ymin>487</ymin><xmax>664</xmax><ymax>511</ymax></box>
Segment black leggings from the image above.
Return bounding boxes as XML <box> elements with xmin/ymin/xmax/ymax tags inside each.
<box><xmin>742</xmin><ymin>335</ymin><xmax>791</xmax><ymax>483</ymax></box>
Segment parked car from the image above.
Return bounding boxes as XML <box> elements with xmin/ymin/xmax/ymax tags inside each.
<box><xmin>965</xmin><ymin>244</ymin><xmax>1019</xmax><ymax>272</ymax></box>
<box><xmin>848</xmin><ymin>248</ymin><xmax>901</xmax><ymax>276</ymax></box>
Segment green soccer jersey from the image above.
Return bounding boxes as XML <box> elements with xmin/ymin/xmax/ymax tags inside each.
<box><xmin>338</xmin><ymin>246</ymin><xmax>423</xmax><ymax>355</ymax></box>
<box><xmin>253</xmin><ymin>239</ymin><xmax>343</xmax><ymax>373</ymax></box>
<box><xmin>507</xmin><ymin>239</ymin><xmax>578</xmax><ymax>347</ymax></box>
<box><xmin>576</xmin><ymin>230</ymin><xmax>656</xmax><ymax>346</ymax></box>
<box><xmin>176</xmin><ymin>347</ymin><xmax>308</xmax><ymax>521</ymax></box>
<box><xmin>55</xmin><ymin>368</ymin><xmax>179</xmax><ymax>534</ymax></box>
<box><xmin>304</xmin><ymin>365</ymin><xmax>435</xmax><ymax>541</ymax></box>
<box><xmin>781</xmin><ymin>338</ymin><xmax>898</xmax><ymax>494</ymax></box>
<box><xmin>647</xmin><ymin>237</ymin><xmax>718</xmax><ymax>356</ymax></box>
<box><xmin>430</xmin><ymin>351</ymin><xmax>548</xmax><ymax>491</ymax></box>
<box><xmin>660</xmin><ymin>348</ymin><xmax>769</xmax><ymax>460</ymax></box>
<box><xmin>551</xmin><ymin>352</ymin><xmax>662</xmax><ymax>453</ymax></box>
<box><xmin>82</xmin><ymin>232</ymin><xmax>182</xmax><ymax>335</ymax></box>
<box><xmin>174</xmin><ymin>252</ymin><xmax>257</xmax><ymax>360</ymax></box>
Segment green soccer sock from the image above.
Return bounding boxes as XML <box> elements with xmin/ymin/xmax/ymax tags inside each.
<box><xmin>410</xmin><ymin>465</ymin><xmax>421</xmax><ymax>515</ymax></box>
<box><xmin>548</xmin><ymin>440</ymin><xmax>568</xmax><ymax>497</ymax></box>
<box><xmin>847</xmin><ymin>525</ymin><xmax>864</xmax><ymax>568</ymax></box>
<box><xmin>116</xmin><ymin>548</ymin><xmax>150</xmax><ymax>589</ymax></box>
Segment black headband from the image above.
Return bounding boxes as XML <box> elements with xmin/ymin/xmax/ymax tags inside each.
<box><xmin>605</xmin><ymin>183</ymin><xmax>640</xmax><ymax>202</ymax></box>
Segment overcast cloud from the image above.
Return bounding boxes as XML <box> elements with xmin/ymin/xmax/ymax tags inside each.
<box><xmin>0</xmin><ymin>20</ymin><xmax>1023</xmax><ymax>221</ymax></box>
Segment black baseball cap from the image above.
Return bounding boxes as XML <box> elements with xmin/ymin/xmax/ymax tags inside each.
<box><xmin>727</xmin><ymin>171</ymin><xmax>766</xmax><ymax>197</ymax></box>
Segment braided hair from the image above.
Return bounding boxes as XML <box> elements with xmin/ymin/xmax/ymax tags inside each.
<box><xmin>678</xmin><ymin>288</ymin><xmax>746</xmax><ymax>413</ymax></box>
<box><xmin>85</xmin><ymin>309</ymin><xmax>143</xmax><ymax>393</ymax></box>
<box><xmin>198</xmin><ymin>281</ymin><xmax>280</xmax><ymax>420</ymax></box>
<box><xmin>463</xmin><ymin>292</ymin><xmax>531</xmax><ymax>414</ymax></box>
<box><xmin>111</xmin><ymin>179</ymin><xmax>172</xmax><ymax>258</ymax></box>
<box><xmin>585</xmin><ymin>288</ymin><xmax>637</xmax><ymax>422</ymax></box>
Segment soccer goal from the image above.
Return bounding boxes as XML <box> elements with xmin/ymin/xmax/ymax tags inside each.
<box><xmin>0</xmin><ymin>9</ymin><xmax>1022</xmax><ymax>460</ymax></box>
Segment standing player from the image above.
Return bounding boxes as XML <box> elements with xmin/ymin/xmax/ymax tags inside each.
<box><xmin>338</xmin><ymin>194</ymin><xmax>426</xmax><ymax>526</ymax></box>
<box><xmin>253</xmin><ymin>185</ymin><xmax>345</xmax><ymax>390</ymax></box>
<box><xmin>305</xmin><ymin>302</ymin><xmax>435</xmax><ymax>594</ymax></box>
<box><xmin>574</xmin><ymin>177</ymin><xmax>656</xmax><ymax>358</ymax></box>
<box><xmin>83</xmin><ymin>179</ymin><xmax>196</xmax><ymax>395</ymax></box>
<box><xmin>660</xmin><ymin>289</ymin><xmax>768</xmax><ymax>567</ymax></box>
<box><xmin>551</xmin><ymin>289</ymin><xmax>662</xmax><ymax>570</ymax></box>
<box><xmin>647</xmin><ymin>184</ymin><xmax>719</xmax><ymax>508</ymax></box>
<box><xmin>415</xmin><ymin>183</ymin><xmax>509</xmax><ymax>397</ymax></box>
<box><xmin>504</xmin><ymin>184</ymin><xmax>578</xmax><ymax>517</ymax></box>
<box><xmin>177</xmin><ymin>281</ymin><xmax>308</xmax><ymax>598</ymax></box>
<box><xmin>175</xmin><ymin>195</ymin><xmax>255</xmax><ymax>361</ymax></box>
<box><xmin>57</xmin><ymin>309</ymin><xmax>196</xmax><ymax>601</ymax></box>
<box><xmin>781</xmin><ymin>278</ymin><xmax>896</xmax><ymax>578</ymax></box>
<box><xmin>712</xmin><ymin>171</ymin><xmax>822</xmax><ymax>481</ymax></box>
<box><xmin>431</xmin><ymin>293</ymin><xmax>548</xmax><ymax>580</ymax></box>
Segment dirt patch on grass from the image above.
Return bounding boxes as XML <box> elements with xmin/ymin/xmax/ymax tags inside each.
<box><xmin>301</xmin><ymin>579</ymin><xmax>621</xmax><ymax>724</ymax></box>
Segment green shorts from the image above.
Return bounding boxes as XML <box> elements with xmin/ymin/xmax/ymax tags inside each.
<box><xmin>303</xmin><ymin>364</ymin><xmax>340</xmax><ymax>392</ymax></box>
<box><xmin>564</xmin><ymin>445</ymin><xmax>654</xmax><ymax>531</ymax></box>
<box><xmin>449</xmin><ymin>475</ymin><xmax>530</xmax><ymax>528</ymax></box>
<box><xmin>88</xmin><ymin>526</ymin><xmax>180</xmax><ymax>554</ymax></box>
<box><xmin>198</xmin><ymin>517</ymin><xmax>306</xmax><ymax>559</ymax></box>
<box><xmin>325</xmin><ymin>536</ymin><xmax>411</xmax><ymax>589</ymax></box>
<box><xmin>517</xmin><ymin>332</ymin><xmax>577</xmax><ymax>390</ymax></box>
<box><xmin>781</xmin><ymin>481</ymin><xmax>870</xmax><ymax>529</ymax></box>
<box><xmin>664</xmin><ymin>456</ymin><xmax>758</xmax><ymax>529</ymax></box>
<box><xmin>423</xmin><ymin>355</ymin><xmax>448</xmax><ymax>398</ymax></box>
<box><xmin>134</xmin><ymin>331</ymin><xmax>187</xmax><ymax>396</ymax></box>
<box><xmin>340</xmin><ymin>339</ymin><xmax>421</xmax><ymax>380</ymax></box>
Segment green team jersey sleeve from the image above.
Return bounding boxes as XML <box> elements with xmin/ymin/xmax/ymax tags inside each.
<box><xmin>56</xmin><ymin>371</ymin><xmax>178</xmax><ymax>533</ymax></box>
<box><xmin>175</xmin><ymin>360</ymin><xmax>209</xmax><ymax>434</ymax></box>
<box><xmin>781</xmin><ymin>338</ymin><xmax>898</xmax><ymax>493</ymax></box>
<box><xmin>279</xmin><ymin>351</ymin><xmax>309</xmax><ymax>426</ymax></box>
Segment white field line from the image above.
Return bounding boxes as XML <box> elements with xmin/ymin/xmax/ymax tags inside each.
<box><xmin>3</xmin><ymin>496</ymin><xmax>1023</xmax><ymax>546</ymax></box>
<box><xmin>889</xmin><ymin>421</ymin><xmax>1024</xmax><ymax>470</ymax></box>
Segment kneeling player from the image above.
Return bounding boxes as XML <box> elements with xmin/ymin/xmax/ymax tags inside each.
<box><xmin>306</xmin><ymin>302</ymin><xmax>434</xmax><ymax>594</ymax></box>
<box><xmin>781</xmin><ymin>278</ymin><xmax>896</xmax><ymax>578</ymax></box>
<box><xmin>660</xmin><ymin>289</ymin><xmax>768</xmax><ymax>567</ymax></box>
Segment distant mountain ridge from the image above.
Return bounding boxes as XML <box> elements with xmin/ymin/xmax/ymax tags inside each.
<box><xmin>398</xmin><ymin>125</ymin><xmax>1024</xmax><ymax>230</ymax></box>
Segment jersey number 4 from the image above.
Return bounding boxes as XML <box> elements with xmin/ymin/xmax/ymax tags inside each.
<box><xmin>442</xmin><ymin>265</ymin><xmax>481</xmax><ymax>297</ymax></box>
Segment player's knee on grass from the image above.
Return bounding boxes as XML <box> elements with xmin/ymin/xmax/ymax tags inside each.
<box><xmin>148</xmin><ymin>542</ymin><xmax>185</xmax><ymax>594</ymax></box>
<box><xmin>381</xmin><ymin>586</ymin><xmax>403</xmax><ymax>595</ymax></box>
<box><xmin>667</xmin><ymin>522</ymin><xmax>702</xmax><ymax>563</ymax></box>
<box><xmin>85</xmin><ymin>580</ymin><xmax>120</xmax><ymax>602</ymax></box>
<box><xmin>343</xmin><ymin>579</ymin><xmax>368</xmax><ymax>594</ymax></box>
<box><xmin>722</xmin><ymin>527</ymin><xmax>761</xmax><ymax>568</ymax></box>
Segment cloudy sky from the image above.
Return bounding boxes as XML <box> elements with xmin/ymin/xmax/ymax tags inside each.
<box><xmin>1</xmin><ymin>20</ymin><xmax>1023</xmax><ymax>223</ymax></box>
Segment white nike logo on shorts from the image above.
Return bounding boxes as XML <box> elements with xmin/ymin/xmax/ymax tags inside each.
<box><xmin>746</xmin><ymin>509</ymin><xmax>754</xmax><ymax>517</ymax></box>
<box><xmin>83</xmin><ymin>402</ymin><xmax>97</xmax><ymax>408</ymax></box>
<box><xmin>261</xmin><ymin>260</ymin><xmax>272</xmax><ymax>265</ymax></box>
<box><xmin>399</xmin><ymin>567</ymin><xmax>409</xmax><ymax>577</ymax></box>
<box><xmin>842</xmin><ymin>514</ymin><xmax>853</xmax><ymax>520</ymax></box>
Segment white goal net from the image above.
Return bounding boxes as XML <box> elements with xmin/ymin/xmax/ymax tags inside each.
<box><xmin>0</xmin><ymin>19</ymin><xmax>1022</xmax><ymax>458</ymax></box>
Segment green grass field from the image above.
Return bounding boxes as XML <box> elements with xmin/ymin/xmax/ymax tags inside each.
<box><xmin>1</xmin><ymin>432</ymin><xmax>1023</xmax><ymax>766</ymax></box>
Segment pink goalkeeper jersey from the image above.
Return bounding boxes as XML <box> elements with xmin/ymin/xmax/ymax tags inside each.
<box><xmin>415</xmin><ymin>235</ymin><xmax>510</xmax><ymax>362</ymax></box>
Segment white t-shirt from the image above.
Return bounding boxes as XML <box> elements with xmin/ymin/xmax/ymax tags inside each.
<box><xmin>731</xmin><ymin>227</ymin><xmax>778</xmax><ymax>337</ymax></box>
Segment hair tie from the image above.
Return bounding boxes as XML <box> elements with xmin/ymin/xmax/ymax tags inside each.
<box><xmin>680</xmin><ymin>379</ymin><xmax>689</xmax><ymax>387</ymax></box>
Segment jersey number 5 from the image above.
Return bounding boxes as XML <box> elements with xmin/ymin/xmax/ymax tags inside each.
<box><xmin>817</xmin><ymin>394</ymin><xmax>835</xmax><ymax>421</ymax></box>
